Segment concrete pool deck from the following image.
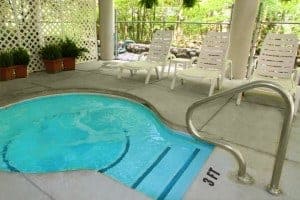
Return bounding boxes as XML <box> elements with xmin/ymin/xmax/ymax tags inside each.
<box><xmin>0</xmin><ymin>60</ymin><xmax>299</xmax><ymax>200</ymax></box>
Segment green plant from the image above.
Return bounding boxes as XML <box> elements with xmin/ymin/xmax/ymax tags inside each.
<box><xmin>40</xmin><ymin>44</ymin><xmax>62</xmax><ymax>60</ymax></box>
<box><xmin>59</xmin><ymin>38</ymin><xmax>88</xmax><ymax>58</ymax></box>
<box><xmin>0</xmin><ymin>51</ymin><xmax>13</xmax><ymax>68</ymax></box>
<box><xmin>11</xmin><ymin>47</ymin><xmax>30</xmax><ymax>65</ymax></box>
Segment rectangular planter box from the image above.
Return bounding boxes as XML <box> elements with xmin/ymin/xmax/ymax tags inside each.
<box><xmin>63</xmin><ymin>57</ymin><xmax>76</xmax><ymax>71</ymax></box>
<box><xmin>43</xmin><ymin>59</ymin><xmax>63</xmax><ymax>73</ymax></box>
<box><xmin>0</xmin><ymin>66</ymin><xmax>15</xmax><ymax>81</ymax></box>
<box><xmin>15</xmin><ymin>65</ymin><xmax>28</xmax><ymax>78</ymax></box>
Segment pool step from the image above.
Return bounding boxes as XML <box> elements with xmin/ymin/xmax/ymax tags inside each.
<box><xmin>133</xmin><ymin>146</ymin><xmax>201</xmax><ymax>200</ymax></box>
<box><xmin>131</xmin><ymin>146</ymin><xmax>171</xmax><ymax>189</ymax></box>
<box><xmin>162</xmin><ymin>146</ymin><xmax>213</xmax><ymax>200</ymax></box>
<box><xmin>101</xmin><ymin>141</ymin><xmax>211</xmax><ymax>200</ymax></box>
<box><xmin>102</xmin><ymin>141</ymin><xmax>167</xmax><ymax>186</ymax></box>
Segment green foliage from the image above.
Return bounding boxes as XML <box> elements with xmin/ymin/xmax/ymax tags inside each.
<box><xmin>114</xmin><ymin>0</ymin><xmax>299</xmax><ymax>46</ymax></box>
<box><xmin>11</xmin><ymin>47</ymin><xmax>30</xmax><ymax>66</ymax></box>
<box><xmin>262</xmin><ymin>0</ymin><xmax>300</xmax><ymax>22</ymax></box>
<box><xmin>258</xmin><ymin>0</ymin><xmax>300</xmax><ymax>43</ymax></box>
<box><xmin>115</xmin><ymin>0</ymin><xmax>234</xmax><ymax>43</ymax></box>
<box><xmin>59</xmin><ymin>38</ymin><xmax>88</xmax><ymax>58</ymax></box>
<box><xmin>40</xmin><ymin>44</ymin><xmax>62</xmax><ymax>60</ymax></box>
<box><xmin>0</xmin><ymin>51</ymin><xmax>14</xmax><ymax>68</ymax></box>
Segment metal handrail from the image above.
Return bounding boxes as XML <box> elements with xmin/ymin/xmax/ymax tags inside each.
<box><xmin>186</xmin><ymin>80</ymin><xmax>294</xmax><ymax>195</ymax></box>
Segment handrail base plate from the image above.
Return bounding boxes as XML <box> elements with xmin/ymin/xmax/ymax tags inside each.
<box><xmin>237</xmin><ymin>173</ymin><xmax>254</xmax><ymax>185</ymax></box>
<box><xmin>266</xmin><ymin>184</ymin><xmax>282</xmax><ymax>195</ymax></box>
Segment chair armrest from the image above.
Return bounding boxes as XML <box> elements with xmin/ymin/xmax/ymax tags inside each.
<box><xmin>292</xmin><ymin>67</ymin><xmax>300</xmax><ymax>85</ymax></box>
<box><xmin>138</xmin><ymin>52</ymin><xmax>148</xmax><ymax>61</ymax></box>
<box><xmin>225</xmin><ymin>59</ymin><xmax>233</xmax><ymax>79</ymax></box>
<box><xmin>190</xmin><ymin>56</ymin><xmax>198</xmax><ymax>67</ymax></box>
<box><xmin>247</xmin><ymin>59</ymin><xmax>260</xmax><ymax>80</ymax></box>
<box><xmin>246</xmin><ymin>59</ymin><xmax>258</xmax><ymax>79</ymax></box>
<box><xmin>166</xmin><ymin>53</ymin><xmax>176</xmax><ymax>61</ymax></box>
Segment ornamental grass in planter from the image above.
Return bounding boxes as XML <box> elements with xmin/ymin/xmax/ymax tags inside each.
<box><xmin>0</xmin><ymin>51</ymin><xmax>15</xmax><ymax>81</ymax></box>
<box><xmin>59</xmin><ymin>38</ymin><xmax>88</xmax><ymax>71</ymax></box>
<box><xmin>11</xmin><ymin>47</ymin><xmax>30</xmax><ymax>78</ymax></box>
<box><xmin>40</xmin><ymin>44</ymin><xmax>63</xmax><ymax>73</ymax></box>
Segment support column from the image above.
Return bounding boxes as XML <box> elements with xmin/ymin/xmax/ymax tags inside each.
<box><xmin>228</xmin><ymin>0</ymin><xmax>260</xmax><ymax>79</ymax></box>
<box><xmin>99</xmin><ymin>0</ymin><xmax>114</xmax><ymax>60</ymax></box>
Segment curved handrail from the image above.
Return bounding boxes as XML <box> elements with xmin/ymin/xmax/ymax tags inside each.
<box><xmin>186</xmin><ymin>80</ymin><xmax>294</xmax><ymax>195</ymax></box>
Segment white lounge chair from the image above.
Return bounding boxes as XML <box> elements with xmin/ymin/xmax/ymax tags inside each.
<box><xmin>117</xmin><ymin>30</ymin><xmax>173</xmax><ymax>84</ymax></box>
<box><xmin>170</xmin><ymin>32</ymin><xmax>231</xmax><ymax>96</ymax></box>
<box><xmin>236</xmin><ymin>33</ymin><xmax>299</xmax><ymax>114</ymax></box>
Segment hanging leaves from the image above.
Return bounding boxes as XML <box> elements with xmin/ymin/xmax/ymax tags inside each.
<box><xmin>139</xmin><ymin>0</ymin><xmax>159</xmax><ymax>9</ymax></box>
<box><xmin>183</xmin><ymin>0</ymin><xmax>197</xmax><ymax>8</ymax></box>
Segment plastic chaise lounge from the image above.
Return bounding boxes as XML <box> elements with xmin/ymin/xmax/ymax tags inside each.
<box><xmin>170</xmin><ymin>31</ymin><xmax>231</xmax><ymax>96</ymax></box>
<box><xmin>117</xmin><ymin>30</ymin><xmax>173</xmax><ymax>84</ymax></box>
<box><xmin>236</xmin><ymin>33</ymin><xmax>299</xmax><ymax>114</ymax></box>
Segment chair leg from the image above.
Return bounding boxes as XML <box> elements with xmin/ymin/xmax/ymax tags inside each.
<box><xmin>145</xmin><ymin>69</ymin><xmax>152</xmax><ymax>84</ymax></box>
<box><xmin>168</xmin><ymin>62</ymin><xmax>171</xmax><ymax>76</ymax></box>
<box><xmin>130</xmin><ymin>70</ymin><xmax>134</xmax><ymax>76</ymax></box>
<box><xmin>209</xmin><ymin>79</ymin><xmax>217</xmax><ymax>96</ymax></box>
<box><xmin>171</xmin><ymin>75</ymin><xmax>177</xmax><ymax>90</ymax></box>
<box><xmin>217</xmin><ymin>77</ymin><xmax>223</xmax><ymax>90</ymax></box>
<box><xmin>236</xmin><ymin>92</ymin><xmax>243</xmax><ymax>105</ymax></box>
<box><xmin>294</xmin><ymin>90</ymin><xmax>300</xmax><ymax>115</ymax></box>
<box><xmin>155</xmin><ymin>67</ymin><xmax>160</xmax><ymax>79</ymax></box>
<box><xmin>117</xmin><ymin>68</ymin><xmax>123</xmax><ymax>79</ymax></box>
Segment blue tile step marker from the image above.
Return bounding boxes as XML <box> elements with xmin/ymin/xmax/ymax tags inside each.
<box><xmin>103</xmin><ymin>141</ymin><xmax>168</xmax><ymax>186</ymax></box>
<box><xmin>101</xmin><ymin>137</ymin><xmax>213</xmax><ymax>200</ymax></box>
<box><xmin>132</xmin><ymin>147</ymin><xmax>171</xmax><ymax>189</ymax></box>
<box><xmin>161</xmin><ymin>147</ymin><xmax>211</xmax><ymax>200</ymax></box>
<box><xmin>134</xmin><ymin>146</ymin><xmax>201</xmax><ymax>200</ymax></box>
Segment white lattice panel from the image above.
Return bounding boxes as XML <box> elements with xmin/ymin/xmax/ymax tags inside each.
<box><xmin>0</xmin><ymin>0</ymin><xmax>97</xmax><ymax>72</ymax></box>
<box><xmin>0</xmin><ymin>1</ymin><xmax>20</xmax><ymax>50</ymax></box>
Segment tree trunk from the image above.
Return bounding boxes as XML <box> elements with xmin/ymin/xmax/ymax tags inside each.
<box><xmin>137</xmin><ymin>7</ymin><xmax>141</xmax><ymax>42</ymax></box>
<box><xmin>141</xmin><ymin>7</ymin><xmax>146</xmax><ymax>42</ymax></box>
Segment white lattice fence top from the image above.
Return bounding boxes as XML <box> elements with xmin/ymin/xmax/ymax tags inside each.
<box><xmin>0</xmin><ymin>1</ymin><xmax>19</xmax><ymax>50</ymax></box>
<box><xmin>0</xmin><ymin>0</ymin><xmax>97</xmax><ymax>73</ymax></box>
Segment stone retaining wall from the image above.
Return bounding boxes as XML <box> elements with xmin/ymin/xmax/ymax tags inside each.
<box><xmin>126</xmin><ymin>43</ymin><xmax>200</xmax><ymax>58</ymax></box>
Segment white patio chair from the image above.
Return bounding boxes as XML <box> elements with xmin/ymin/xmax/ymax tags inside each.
<box><xmin>236</xmin><ymin>33</ymin><xmax>299</xmax><ymax>114</ymax></box>
<box><xmin>117</xmin><ymin>30</ymin><xmax>173</xmax><ymax>84</ymax></box>
<box><xmin>170</xmin><ymin>32</ymin><xmax>231</xmax><ymax>96</ymax></box>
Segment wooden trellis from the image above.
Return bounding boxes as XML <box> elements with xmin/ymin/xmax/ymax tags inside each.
<box><xmin>0</xmin><ymin>0</ymin><xmax>97</xmax><ymax>72</ymax></box>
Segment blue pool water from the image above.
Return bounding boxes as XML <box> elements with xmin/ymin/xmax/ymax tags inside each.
<box><xmin>0</xmin><ymin>93</ymin><xmax>213</xmax><ymax>199</ymax></box>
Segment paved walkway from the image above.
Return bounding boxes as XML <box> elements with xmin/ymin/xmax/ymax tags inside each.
<box><xmin>0</xmin><ymin>60</ymin><xmax>299</xmax><ymax>199</ymax></box>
